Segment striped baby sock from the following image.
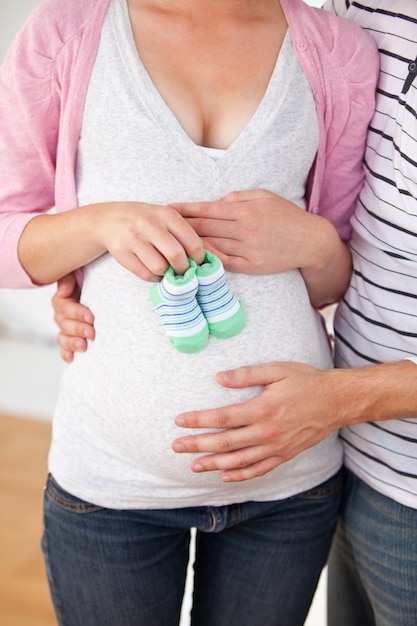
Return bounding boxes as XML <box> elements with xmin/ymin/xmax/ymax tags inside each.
<box><xmin>150</xmin><ymin>260</ymin><xmax>209</xmax><ymax>353</ymax></box>
<box><xmin>196</xmin><ymin>250</ymin><xmax>245</xmax><ymax>339</ymax></box>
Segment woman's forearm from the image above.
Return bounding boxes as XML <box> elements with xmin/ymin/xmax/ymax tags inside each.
<box><xmin>17</xmin><ymin>204</ymin><xmax>107</xmax><ymax>285</ymax></box>
<box><xmin>299</xmin><ymin>214</ymin><xmax>352</xmax><ymax>308</ymax></box>
<box><xmin>17</xmin><ymin>200</ymin><xmax>205</xmax><ymax>285</ymax></box>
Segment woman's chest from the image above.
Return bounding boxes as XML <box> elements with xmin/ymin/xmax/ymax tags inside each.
<box><xmin>126</xmin><ymin>2</ymin><xmax>287</xmax><ymax>148</ymax></box>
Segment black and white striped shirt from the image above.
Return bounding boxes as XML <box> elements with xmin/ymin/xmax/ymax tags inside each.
<box><xmin>325</xmin><ymin>0</ymin><xmax>417</xmax><ymax>508</ymax></box>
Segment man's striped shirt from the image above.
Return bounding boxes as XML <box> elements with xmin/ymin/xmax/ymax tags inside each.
<box><xmin>325</xmin><ymin>0</ymin><xmax>417</xmax><ymax>508</ymax></box>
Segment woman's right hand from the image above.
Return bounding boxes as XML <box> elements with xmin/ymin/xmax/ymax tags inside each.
<box><xmin>19</xmin><ymin>202</ymin><xmax>206</xmax><ymax>286</ymax></box>
<box><xmin>52</xmin><ymin>272</ymin><xmax>95</xmax><ymax>363</ymax></box>
<box><xmin>97</xmin><ymin>202</ymin><xmax>206</xmax><ymax>280</ymax></box>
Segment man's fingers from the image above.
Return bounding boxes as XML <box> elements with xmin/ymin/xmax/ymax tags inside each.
<box><xmin>220</xmin><ymin>456</ymin><xmax>284</xmax><ymax>482</ymax></box>
<box><xmin>54</xmin><ymin>300</ymin><xmax>94</xmax><ymax>324</ymax></box>
<box><xmin>216</xmin><ymin>362</ymin><xmax>288</xmax><ymax>389</ymax></box>
<box><xmin>190</xmin><ymin>448</ymin><xmax>259</xmax><ymax>472</ymax></box>
<box><xmin>57</xmin><ymin>331</ymin><xmax>88</xmax><ymax>353</ymax></box>
<box><xmin>172</xmin><ymin>426</ymin><xmax>255</xmax><ymax>454</ymax></box>
<box><xmin>55</xmin><ymin>272</ymin><xmax>78</xmax><ymax>297</ymax></box>
<box><xmin>175</xmin><ymin>397</ymin><xmax>261</xmax><ymax>430</ymax></box>
<box><xmin>182</xmin><ymin>447</ymin><xmax>284</xmax><ymax>480</ymax></box>
<box><xmin>60</xmin><ymin>348</ymin><xmax>75</xmax><ymax>363</ymax></box>
<box><xmin>57</xmin><ymin>318</ymin><xmax>95</xmax><ymax>340</ymax></box>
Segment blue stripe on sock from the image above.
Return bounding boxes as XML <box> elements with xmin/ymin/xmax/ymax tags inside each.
<box><xmin>156</xmin><ymin>301</ymin><xmax>204</xmax><ymax>328</ymax></box>
<box><xmin>198</xmin><ymin>290</ymin><xmax>236</xmax><ymax>313</ymax></box>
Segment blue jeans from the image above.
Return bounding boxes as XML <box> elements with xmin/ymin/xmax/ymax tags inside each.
<box><xmin>327</xmin><ymin>470</ymin><xmax>417</xmax><ymax>626</ymax></box>
<box><xmin>42</xmin><ymin>470</ymin><xmax>343</xmax><ymax>626</ymax></box>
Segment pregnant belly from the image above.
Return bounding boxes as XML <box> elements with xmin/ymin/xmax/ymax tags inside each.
<box><xmin>55</xmin><ymin>256</ymin><xmax>332</xmax><ymax>477</ymax></box>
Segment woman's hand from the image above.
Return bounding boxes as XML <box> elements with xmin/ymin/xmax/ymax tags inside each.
<box><xmin>50</xmin><ymin>190</ymin><xmax>349</xmax><ymax>359</ymax></box>
<box><xmin>174</xmin><ymin>190</ymin><xmax>309</xmax><ymax>274</ymax></box>
<box><xmin>19</xmin><ymin>201</ymin><xmax>206</xmax><ymax>285</ymax></box>
<box><xmin>48</xmin><ymin>202</ymin><xmax>208</xmax><ymax>362</ymax></box>
<box><xmin>52</xmin><ymin>273</ymin><xmax>95</xmax><ymax>363</ymax></box>
<box><xmin>96</xmin><ymin>202</ymin><xmax>206</xmax><ymax>280</ymax></box>
<box><xmin>173</xmin><ymin>189</ymin><xmax>352</xmax><ymax>307</ymax></box>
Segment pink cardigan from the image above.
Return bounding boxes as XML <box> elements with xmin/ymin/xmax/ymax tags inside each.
<box><xmin>0</xmin><ymin>0</ymin><xmax>379</xmax><ymax>287</ymax></box>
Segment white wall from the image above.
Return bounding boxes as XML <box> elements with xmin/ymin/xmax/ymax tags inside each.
<box><xmin>0</xmin><ymin>0</ymin><xmax>42</xmax><ymax>60</ymax></box>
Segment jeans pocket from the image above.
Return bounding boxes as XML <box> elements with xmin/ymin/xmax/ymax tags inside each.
<box><xmin>295</xmin><ymin>468</ymin><xmax>344</xmax><ymax>501</ymax></box>
<box><xmin>44</xmin><ymin>473</ymin><xmax>103</xmax><ymax>514</ymax></box>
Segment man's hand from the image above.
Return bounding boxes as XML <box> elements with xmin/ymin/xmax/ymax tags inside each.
<box><xmin>52</xmin><ymin>272</ymin><xmax>95</xmax><ymax>362</ymax></box>
<box><xmin>172</xmin><ymin>362</ymin><xmax>341</xmax><ymax>482</ymax></box>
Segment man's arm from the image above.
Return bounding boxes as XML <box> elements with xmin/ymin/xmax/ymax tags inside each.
<box><xmin>172</xmin><ymin>360</ymin><xmax>417</xmax><ymax>481</ymax></box>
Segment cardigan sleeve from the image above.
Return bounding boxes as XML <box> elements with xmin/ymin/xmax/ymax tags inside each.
<box><xmin>0</xmin><ymin>7</ymin><xmax>61</xmax><ymax>288</ymax></box>
<box><xmin>306</xmin><ymin>12</ymin><xmax>380</xmax><ymax>241</ymax></box>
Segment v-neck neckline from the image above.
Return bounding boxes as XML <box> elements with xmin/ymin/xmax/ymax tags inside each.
<box><xmin>111</xmin><ymin>0</ymin><xmax>291</xmax><ymax>177</ymax></box>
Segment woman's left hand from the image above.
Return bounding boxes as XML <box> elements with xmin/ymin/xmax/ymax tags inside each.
<box><xmin>173</xmin><ymin>189</ymin><xmax>319</xmax><ymax>274</ymax></box>
<box><xmin>173</xmin><ymin>189</ymin><xmax>352</xmax><ymax>306</ymax></box>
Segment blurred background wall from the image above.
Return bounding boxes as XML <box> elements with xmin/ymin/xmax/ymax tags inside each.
<box><xmin>0</xmin><ymin>0</ymin><xmax>63</xmax><ymax>419</ymax></box>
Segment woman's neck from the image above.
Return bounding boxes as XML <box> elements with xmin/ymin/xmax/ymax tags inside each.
<box><xmin>127</xmin><ymin>0</ymin><xmax>283</xmax><ymax>23</ymax></box>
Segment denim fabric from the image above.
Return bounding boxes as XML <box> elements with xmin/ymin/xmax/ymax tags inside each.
<box><xmin>327</xmin><ymin>470</ymin><xmax>417</xmax><ymax>626</ymax></box>
<box><xmin>42</xmin><ymin>470</ymin><xmax>343</xmax><ymax>626</ymax></box>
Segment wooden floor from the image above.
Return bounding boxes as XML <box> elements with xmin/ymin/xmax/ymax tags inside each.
<box><xmin>0</xmin><ymin>413</ymin><xmax>56</xmax><ymax>626</ymax></box>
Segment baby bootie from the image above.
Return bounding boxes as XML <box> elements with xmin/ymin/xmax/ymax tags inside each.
<box><xmin>150</xmin><ymin>260</ymin><xmax>209</xmax><ymax>353</ymax></box>
<box><xmin>196</xmin><ymin>250</ymin><xmax>245</xmax><ymax>339</ymax></box>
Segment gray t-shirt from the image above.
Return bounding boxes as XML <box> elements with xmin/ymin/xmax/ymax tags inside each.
<box><xmin>49</xmin><ymin>0</ymin><xmax>342</xmax><ymax>509</ymax></box>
